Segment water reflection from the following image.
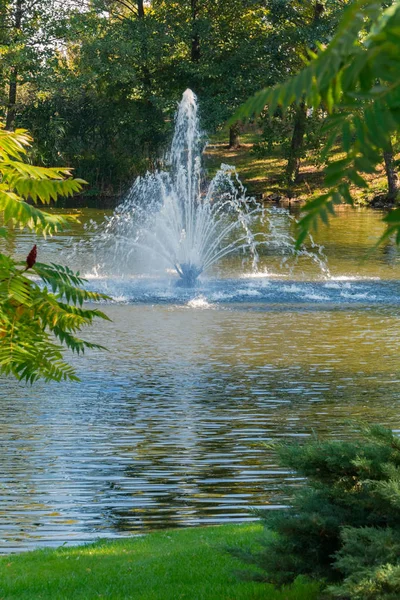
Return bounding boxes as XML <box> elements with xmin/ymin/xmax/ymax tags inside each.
<box><xmin>1</xmin><ymin>299</ymin><xmax>400</xmax><ymax>552</ymax></box>
<box><xmin>1</xmin><ymin>207</ymin><xmax>400</xmax><ymax>551</ymax></box>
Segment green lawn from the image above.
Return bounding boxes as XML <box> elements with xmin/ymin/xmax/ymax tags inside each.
<box><xmin>0</xmin><ymin>524</ymin><xmax>322</xmax><ymax>599</ymax></box>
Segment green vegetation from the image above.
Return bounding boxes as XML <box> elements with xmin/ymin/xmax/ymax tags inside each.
<box><xmin>236</xmin><ymin>0</ymin><xmax>400</xmax><ymax>245</ymax></box>
<box><xmin>4</xmin><ymin>0</ymin><xmax>397</xmax><ymax>214</ymax></box>
<box><xmin>0</xmin><ymin>126</ymin><xmax>109</xmax><ymax>382</ymax></box>
<box><xmin>2</xmin><ymin>1</ymin><xmax>400</xmax><ymax>217</ymax></box>
<box><xmin>204</xmin><ymin>130</ymin><xmax>392</xmax><ymax>203</ymax></box>
<box><xmin>0</xmin><ymin>524</ymin><xmax>322</xmax><ymax>600</ymax></box>
<box><xmin>239</xmin><ymin>425</ymin><xmax>400</xmax><ymax>599</ymax></box>
<box><xmin>0</xmin><ymin>0</ymin><xmax>347</xmax><ymax>201</ymax></box>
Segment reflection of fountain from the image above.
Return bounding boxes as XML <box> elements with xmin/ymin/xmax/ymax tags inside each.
<box><xmin>82</xmin><ymin>89</ymin><xmax>328</xmax><ymax>286</ymax></box>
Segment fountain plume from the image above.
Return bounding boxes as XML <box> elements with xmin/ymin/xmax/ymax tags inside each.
<box><xmin>79</xmin><ymin>89</ymin><xmax>328</xmax><ymax>285</ymax></box>
<box><xmin>102</xmin><ymin>89</ymin><xmax>264</xmax><ymax>286</ymax></box>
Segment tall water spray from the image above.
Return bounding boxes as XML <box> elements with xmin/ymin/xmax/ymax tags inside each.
<box><xmin>85</xmin><ymin>89</ymin><xmax>327</xmax><ymax>286</ymax></box>
<box><xmin>102</xmin><ymin>89</ymin><xmax>263</xmax><ymax>286</ymax></box>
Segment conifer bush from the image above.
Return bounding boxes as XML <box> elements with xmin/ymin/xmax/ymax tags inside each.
<box><xmin>242</xmin><ymin>425</ymin><xmax>400</xmax><ymax>599</ymax></box>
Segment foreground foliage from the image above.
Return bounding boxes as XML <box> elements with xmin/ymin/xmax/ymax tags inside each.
<box><xmin>241</xmin><ymin>425</ymin><xmax>400</xmax><ymax>599</ymax></box>
<box><xmin>236</xmin><ymin>0</ymin><xmax>400</xmax><ymax>246</ymax></box>
<box><xmin>0</xmin><ymin>524</ymin><xmax>321</xmax><ymax>600</ymax></box>
<box><xmin>0</xmin><ymin>126</ymin><xmax>108</xmax><ymax>382</ymax></box>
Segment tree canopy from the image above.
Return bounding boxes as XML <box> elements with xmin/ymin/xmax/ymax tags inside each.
<box><xmin>234</xmin><ymin>0</ymin><xmax>400</xmax><ymax>246</ymax></box>
<box><xmin>3</xmin><ymin>0</ymin><xmax>378</xmax><ymax>205</ymax></box>
<box><xmin>2</xmin><ymin>1</ymin><xmax>314</xmax><ymax>197</ymax></box>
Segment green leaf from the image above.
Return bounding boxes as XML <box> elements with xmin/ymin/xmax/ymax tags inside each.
<box><xmin>0</xmin><ymin>124</ymin><xmax>109</xmax><ymax>384</ymax></box>
<box><xmin>383</xmin><ymin>208</ymin><xmax>400</xmax><ymax>224</ymax></box>
<box><xmin>348</xmin><ymin>169</ymin><xmax>369</xmax><ymax>188</ymax></box>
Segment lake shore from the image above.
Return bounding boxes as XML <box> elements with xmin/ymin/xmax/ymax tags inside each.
<box><xmin>59</xmin><ymin>132</ymin><xmax>396</xmax><ymax>210</ymax></box>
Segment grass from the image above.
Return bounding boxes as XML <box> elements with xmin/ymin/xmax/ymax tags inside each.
<box><xmin>0</xmin><ymin>524</ymin><xmax>322</xmax><ymax>600</ymax></box>
<box><xmin>205</xmin><ymin>138</ymin><xmax>287</xmax><ymax>198</ymax></box>
<box><xmin>204</xmin><ymin>129</ymin><xmax>389</xmax><ymax>204</ymax></box>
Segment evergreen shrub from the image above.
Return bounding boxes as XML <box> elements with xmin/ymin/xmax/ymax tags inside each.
<box><xmin>241</xmin><ymin>425</ymin><xmax>400</xmax><ymax>599</ymax></box>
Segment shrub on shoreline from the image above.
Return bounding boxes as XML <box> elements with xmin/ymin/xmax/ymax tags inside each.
<box><xmin>239</xmin><ymin>425</ymin><xmax>400</xmax><ymax>599</ymax></box>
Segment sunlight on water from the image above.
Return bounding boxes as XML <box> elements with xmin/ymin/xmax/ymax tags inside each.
<box><xmin>186</xmin><ymin>296</ymin><xmax>215</xmax><ymax>309</ymax></box>
<box><xmin>1</xmin><ymin>300</ymin><xmax>400</xmax><ymax>552</ymax></box>
<box><xmin>1</xmin><ymin>206</ymin><xmax>400</xmax><ymax>552</ymax></box>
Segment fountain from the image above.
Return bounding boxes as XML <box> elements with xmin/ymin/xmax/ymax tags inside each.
<box><xmin>78</xmin><ymin>89</ymin><xmax>328</xmax><ymax>289</ymax></box>
<box><xmin>101</xmin><ymin>89</ymin><xmax>263</xmax><ymax>286</ymax></box>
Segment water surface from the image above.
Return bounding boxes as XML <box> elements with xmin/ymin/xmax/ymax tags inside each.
<box><xmin>1</xmin><ymin>207</ymin><xmax>400</xmax><ymax>552</ymax></box>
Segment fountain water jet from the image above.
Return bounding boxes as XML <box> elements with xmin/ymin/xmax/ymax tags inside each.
<box><xmin>78</xmin><ymin>89</ymin><xmax>329</xmax><ymax>287</ymax></box>
<box><xmin>102</xmin><ymin>89</ymin><xmax>263</xmax><ymax>286</ymax></box>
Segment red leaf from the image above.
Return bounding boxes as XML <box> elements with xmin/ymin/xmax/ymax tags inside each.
<box><xmin>26</xmin><ymin>244</ymin><xmax>37</xmax><ymax>269</ymax></box>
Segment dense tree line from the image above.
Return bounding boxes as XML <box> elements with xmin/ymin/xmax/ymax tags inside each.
<box><xmin>0</xmin><ymin>0</ymin><xmax>350</xmax><ymax>203</ymax></box>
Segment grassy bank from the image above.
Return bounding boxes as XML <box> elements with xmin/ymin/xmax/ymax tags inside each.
<box><xmin>204</xmin><ymin>131</ymin><xmax>389</xmax><ymax>204</ymax></box>
<box><xmin>0</xmin><ymin>524</ymin><xmax>322</xmax><ymax>600</ymax></box>
<box><xmin>60</xmin><ymin>130</ymin><xmax>389</xmax><ymax>209</ymax></box>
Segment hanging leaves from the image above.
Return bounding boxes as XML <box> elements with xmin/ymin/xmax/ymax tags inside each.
<box><xmin>0</xmin><ymin>126</ymin><xmax>109</xmax><ymax>383</ymax></box>
<box><xmin>233</xmin><ymin>0</ymin><xmax>400</xmax><ymax>246</ymax></box>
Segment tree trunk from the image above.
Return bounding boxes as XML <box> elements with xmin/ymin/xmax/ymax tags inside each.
<box><xmin>137</xmin><ymin>0</ymin><xmax>145</xmax><ymax>18</ymax></box>
<box><xmin>383</xmin><ymin>146</ymin><xmax>399</xmax><ymax>200</ymax></box>
<box><xmin>229</xmin><ymin>124</ymin><xmax>240</xmax><ymax>149</ymax></box>
<box><xmin>286</xmin><ymin>102</ymin><xmax>307</xmax><ymax>184</ymax></box>
<box><xmin>191</xmin><ymin>0</ymin><xmax>200</xmax><ymax>62</ymax></box>
<box><xmin>136</xmin><ymin>0</ymin><xmax>151</xmax><ymax>90</ymax></box>
<box><xmin>284</xmin><ymin>1</ymin><xmax>325</xmax><ymax>183</ymax></box>
<box><xmin>5</xmin><ymin>0</ymin><xmax>23</xmax><ymax>131</ymax></box>
<box><xmin>5</xmin><ymin>67</ymin><xmax>18</xmax><ymax>131</ymax></box>
<box><xmin>313</xmin><ymin>1</ymin><xmax>324</xmax><ymax>23</ymax></box>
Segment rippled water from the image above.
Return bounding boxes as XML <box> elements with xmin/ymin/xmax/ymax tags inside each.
<box><xmin>1</xmin><ymin>207</ymin><xmax>400</xmax><ymax>552</ymax></box>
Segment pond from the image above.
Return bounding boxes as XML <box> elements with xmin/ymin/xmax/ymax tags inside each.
<box><xmin>1</xmin><ymin>206</ymin><xmax>400</xmax><ymax>552</ymax></box>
